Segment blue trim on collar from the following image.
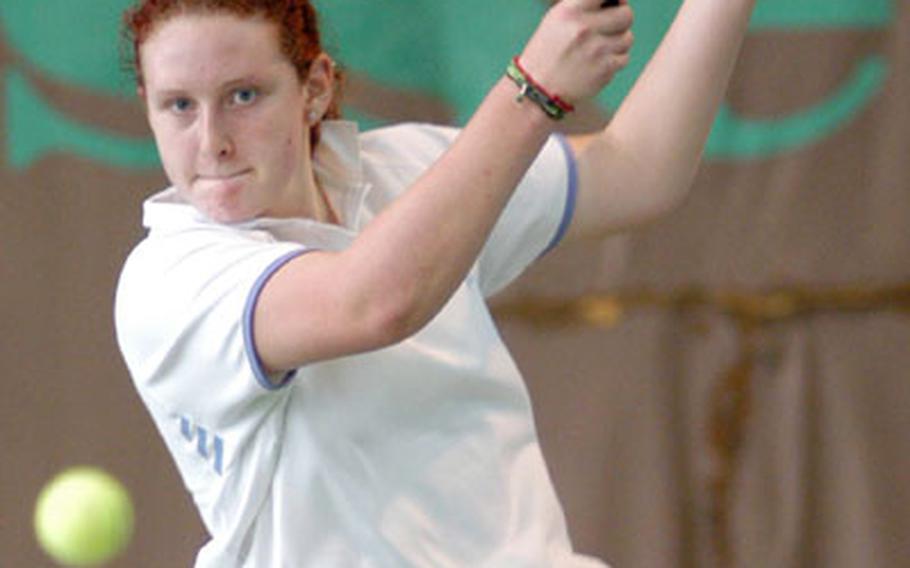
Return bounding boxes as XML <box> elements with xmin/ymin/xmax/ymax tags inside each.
<box><xmin>542</xmin><ymin>134</ymin><xmax>578</xmax><ymax>256</ymax></box>
<box><xmin>243</xmin><ymin>248</ymin><xmax>314</xmax><ymax>391</ymax></box>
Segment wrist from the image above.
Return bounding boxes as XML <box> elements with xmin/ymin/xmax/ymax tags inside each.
<box><xmin>490</xmin><ymin>76</ymin><xmax>558</xmax><ymax>135</ymax></box>
<box><xmin>505</xmin><ymin>56</ymin><xmax>575</xmax><ymax>121</ymax></box>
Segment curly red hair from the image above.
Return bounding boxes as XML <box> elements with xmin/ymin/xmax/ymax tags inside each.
<box><xmin>123</xmin><ymin>0</ymin><xmax>342</xmax><ymax>146</ymax></box>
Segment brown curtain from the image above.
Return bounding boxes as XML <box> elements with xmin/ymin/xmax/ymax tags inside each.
<box><xmin>494</xmin><ymin>6</ymin><xmax>910</xmax><ymax>567</ymax></box>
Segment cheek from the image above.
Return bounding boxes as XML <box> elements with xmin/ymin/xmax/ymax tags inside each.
<box><xmin>160</xmin><ymin>144</ymin><xmax>187</xmax><ymax>179</ymax></box>
<box><xmin>267</xmin><ymin>122</ymin><xmax>308</xmax><ymax>179</ymax></box>
<box><xmin>151</xmin><ymin>124</ymin><xmax>192</xmax><ymax>185</ymax></box>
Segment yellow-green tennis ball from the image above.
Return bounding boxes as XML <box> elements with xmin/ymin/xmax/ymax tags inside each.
<box><xmin>34</xmin><ymin>466</ymin><xmax>134</xmax><ymax>567</ymax></box>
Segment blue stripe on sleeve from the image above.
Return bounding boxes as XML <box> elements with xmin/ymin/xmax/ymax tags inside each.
<box><xmin>243</xmin><ymin>248</ymin><xmax>314</xmax><ymax>391</ymax></box>
<box><xmin>541</xmin><ymin>134</ymin><xmax>578</xmax><ymax>256</ymax></box>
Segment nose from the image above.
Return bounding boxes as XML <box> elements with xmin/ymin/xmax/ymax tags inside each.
<box><xmin>199</xmin><ymin>107</ymin><xmax>234</xmax><ymax>160</ymax></box>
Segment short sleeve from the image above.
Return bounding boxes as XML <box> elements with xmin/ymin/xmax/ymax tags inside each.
<box><xmin>359</xmin><ymin>123</ymin><xmax>577</xmax><ymax>298</ymax></box>
<box><xmin>476</xmin><ymin>134</ymin><xmax>577</xmax><ymax>297</ymax></box>
<box><xmin>114</xmin><ymin>226</ymin><xmax>306</xmax><ymax>428</ymax></box>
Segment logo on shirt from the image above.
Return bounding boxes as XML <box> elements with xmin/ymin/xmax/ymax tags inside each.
<box><xmin>179</xmin><ymin>416</ymin><xmax>224</xmax><ymax>476</ymax></box>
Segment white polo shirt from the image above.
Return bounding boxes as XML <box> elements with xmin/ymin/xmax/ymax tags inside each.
<box><xmin>115</xmin><ymin>121</ymin><xmax>607</xmax><ymax>567</ymax></box>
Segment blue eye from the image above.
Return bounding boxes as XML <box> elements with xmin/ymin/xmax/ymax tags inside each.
<box><xmin>170</xmin><ymin>97</ymin><xmax>193</xmax><ymax>113</ymax></box>
<box><xmin>231</xmin><ymin>87</ymin><xmax>258</xmax><ymax>106</ymax></box>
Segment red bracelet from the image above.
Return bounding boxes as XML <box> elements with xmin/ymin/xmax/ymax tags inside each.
<box><xmin>511</xmin><ymin>57</ymin><xmax>575</xmax><ymax>115</ymax></box>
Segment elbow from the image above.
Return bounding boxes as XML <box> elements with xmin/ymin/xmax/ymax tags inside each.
<box><xmin>339</xmin><ymin>249</ymin><xmax>441</xmax><ymax>351</ymax></box>
<box><xmin>632</xmin><ymin>158</ymin><xmax>700</xmax><ymax>225</ymax></box>
<box><xmin>373</xmin><ymin>300</ymin><xmax>424</xmax><ymax>346</ymax></box>
<box><xmin>358</xmin><ymin>280</ymin><xmax>431</xmax><ymax>349</ymax></box>
<box><xmin>649</xmin><ymin>141</ymin><xmax>710</xmax><ymax>217</ymax></box>
<box><xmin>651</xmin><ymin>178</ymin><xmax>693</xmax><ymax>219</ymax></box>
<box><xmin>589</xmin><ymin>135</ymin><xmax>698</xmax><ymax>233</ymax></box>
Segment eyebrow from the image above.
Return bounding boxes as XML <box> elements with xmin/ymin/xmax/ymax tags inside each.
<box><xmin>150</xmin><ymin>75</ymin><xmax>269</xmax><ymax>99</ymax></box>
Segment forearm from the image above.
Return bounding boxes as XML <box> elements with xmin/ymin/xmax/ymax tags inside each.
<box><xmin>344</xmin><ymin>2</ymin><xmax>636</xmax><ymax>332</ymax></box>
<box><xmin>344</xmin><ymin>78</ymin><xmax>555</xmax><ymax>334</ymax></box>
<box><xmin>589</xmin><ymin>0</ymin><xmax>756</xmax><ymax>219</ymax></box>
<box><xmin>347</xmin><ymin>2</ymin><xmax>637</xmax><ymax>333</ymax></box>
<box><xmin>255</xmin><ymin>1</ymin><xmax>635</xmax><ymax>370</ymax></box>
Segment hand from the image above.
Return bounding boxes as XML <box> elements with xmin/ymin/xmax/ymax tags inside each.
<box><xmin>520</xmin><ymin>0</ymin><xmax>634</xmax><ymax>104</ymax></box>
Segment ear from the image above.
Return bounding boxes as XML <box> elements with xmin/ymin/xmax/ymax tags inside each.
<box><xmin>301</xmin><ymin>53</ymin><xmax>335</xmax><ymax>123</ymax></box>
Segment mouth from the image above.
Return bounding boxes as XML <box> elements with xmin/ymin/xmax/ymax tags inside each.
<box><xmin>196</xmin><ymin>168</ymin><xmax>252</xmax><ymax>182</ymax></box>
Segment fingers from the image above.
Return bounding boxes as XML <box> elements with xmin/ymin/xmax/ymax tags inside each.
<box><xmin>570</xmin><ymin>3</ymin><xmax>635</xmax><ymax>69</ymax></box>
<box><xmin>519</xmin><ymin>0</ymin><xmax>636</xmax><ymax>103</ymax></box>
<box><xmin>607</xmin><ymin>28</ymin><xmax>635</xmax><ymax>57</ymax></box>
<box><xmin>587</xmin><ymin>8</ymin><xmax>634</xmax><ymax>86</ymax></box>
<box><xmin>568</xmin><ymin>0</ymin><xmax>620</xmax><ymax>11</ymax></box>
<box><xmin>589</xmin><ymin>4</ymin><xmax>634</xmax><ymax>35</ymax></box>
<box><xmin>603</xmin><ymin>8</ymin><xmax>634</xmax><ymax>36</ymax></box>
<box><xmin>557</xmin><ymin>0</ymin><xmax>634</xmax><ymax>37</ymax></box>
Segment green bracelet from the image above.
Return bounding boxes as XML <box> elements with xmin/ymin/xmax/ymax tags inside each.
<box><xmin>506</xmin><ymin>57</ymin><xmax>575</xmax><ymax>121</ymax></box>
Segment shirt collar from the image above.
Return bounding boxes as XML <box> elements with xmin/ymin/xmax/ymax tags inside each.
<box><xmin>312</xmin><ymin>120</ymin><xmax>370</xmax><ymax>230</ymax></box>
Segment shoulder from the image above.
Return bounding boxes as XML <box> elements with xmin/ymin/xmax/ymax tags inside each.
<box><xmin>118</xmin><ymin>223</ymin><xmax>275</xmax><ymax>290</ymax></box>
<box><xmin>115</xmin><ymin>222</ymin><xmax>300</xmax><ymax>337</ymax></box>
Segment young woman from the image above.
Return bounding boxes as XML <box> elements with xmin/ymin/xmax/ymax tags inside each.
<box><xmin>115</xmin><ymin>0</ymin><xmax>756</xmax><ymax>565</ymax></box>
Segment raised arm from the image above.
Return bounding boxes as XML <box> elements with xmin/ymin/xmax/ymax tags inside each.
<box><xmin>254</xmin><ymin>0</ymin><xmax>634</xmax><ymax>372</ymax></box>
<box><xmin>565</xmin><ymin>0</ymin><xmax>757</xmax><ymax>240</ymax></box>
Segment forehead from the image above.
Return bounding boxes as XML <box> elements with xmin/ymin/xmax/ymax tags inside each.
<box><xmin>141</xmin><ymin>12</ymin><xmax>290</xmax><ymax>90</ymax></box>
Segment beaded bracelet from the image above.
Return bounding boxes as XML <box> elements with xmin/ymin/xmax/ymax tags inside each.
<box><xmin>505</xmin><ymin>57</ymin><xmax>575</xmax><ymax>121</ymax></box>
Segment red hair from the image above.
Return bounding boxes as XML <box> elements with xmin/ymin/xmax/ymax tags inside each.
<box><xmin>123</xmin><ymin>0</ymin><xmax>342</xmax><ymax>146</ymax></box>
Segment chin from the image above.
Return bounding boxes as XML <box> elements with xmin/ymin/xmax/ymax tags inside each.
<box><xmin>190</xmin><ymin>195</ymin><xmax>256</xmax><ymax>224</ymax></box>
<box><xmin>186</xmin><ymin>185</ymin><xmax>260</xmax><ymax>224</ymax></box>
<box><xmin>209</xmin><ymin>207</ymin><xmax>259</xmax><ymax>224</ymax></box>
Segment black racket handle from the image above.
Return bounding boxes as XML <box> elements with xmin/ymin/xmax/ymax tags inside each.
<box><xmin>601</xmin><ymin>0</ymin><xmax>620</xmax><ymax>7</ymax></box>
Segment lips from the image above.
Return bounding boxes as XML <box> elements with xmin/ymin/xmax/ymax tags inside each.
<box><xmin>196</xmin><ymin>168</ymin><xmax>252</xmax><ymax>182</ymax></box>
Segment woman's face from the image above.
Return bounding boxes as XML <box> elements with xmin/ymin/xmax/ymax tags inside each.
<box><xmin>140</xmin><ymin>12</ymin><xmax>318</xmax><ymax>223</ymax></box>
